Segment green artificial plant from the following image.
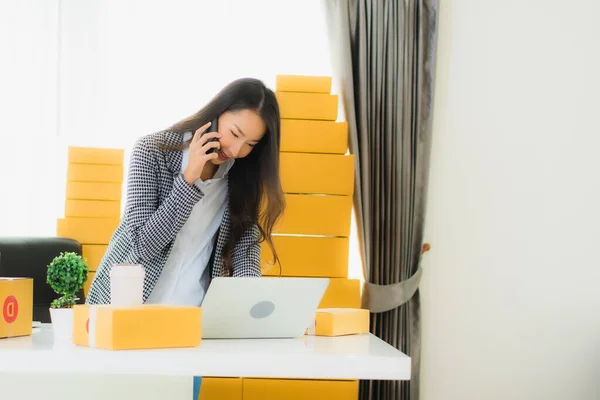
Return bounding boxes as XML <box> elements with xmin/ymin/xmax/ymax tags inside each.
<box><xmin>46</xmin><ymin>252</ymin><xmax>89</xmax><ymax>309</ymax></box>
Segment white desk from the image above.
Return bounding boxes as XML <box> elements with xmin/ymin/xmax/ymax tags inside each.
<box><xmin>0</xmin><ymin>325</ymin><xmax>410</xmax><ymax>399</ymax></box>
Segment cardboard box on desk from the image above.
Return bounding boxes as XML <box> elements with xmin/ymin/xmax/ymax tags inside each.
<box><xmin>307</xmin><ymin>308</ymin><xmax>369</xmax><ymax>337</ymax></box>
<box><xmin>0</xmin><ymin>278</ymin><xmax>33</xmax><ymax>339</ymax></box>
<box><xmin>73</xmin><ymin>304</ymin><xmax>201</xmax><ymax>350</ymax></box>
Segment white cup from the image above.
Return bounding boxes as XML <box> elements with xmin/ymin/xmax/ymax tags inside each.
<box><xmin>110</xmin><ymin>264</ymin><xmax>145</xmax><ymax>306</ymax></box>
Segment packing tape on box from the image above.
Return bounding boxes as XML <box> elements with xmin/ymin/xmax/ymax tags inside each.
<box><xmin>89</xmin><ymin>306</ymin><xmax>97</xmax><ymax>347</ymax></box>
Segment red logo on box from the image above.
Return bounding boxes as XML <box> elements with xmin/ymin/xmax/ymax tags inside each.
<box><xmin>2</xmin><ymin>295</ymin><xmax>18</xmax><ymax>324</ymax></box>
<box><xmin>86</xmin><ymin>318</ymin><xmax>89</xmax><ymax>333</ymax></box>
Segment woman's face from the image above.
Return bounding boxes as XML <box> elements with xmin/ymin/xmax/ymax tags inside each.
<box><xmin>211</xmin><ymin>109</ymin><xmax>266</xmax><ymax>164</ymax></box>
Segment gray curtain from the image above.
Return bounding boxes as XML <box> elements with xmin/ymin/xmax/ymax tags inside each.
<box><xmin>323</xmin><ymin>1</ymin><xmax>438</xmax><ymax>399</ymax></box>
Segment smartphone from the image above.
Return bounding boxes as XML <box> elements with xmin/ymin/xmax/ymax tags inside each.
<box><xmin>203</xmin><ymin>117</ymin><xmax>219</xmax><ymax>154</ymax></box>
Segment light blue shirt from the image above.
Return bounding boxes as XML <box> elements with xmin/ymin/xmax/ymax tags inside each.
<box><xmin>146</xmin><ymin>132</ymin><xmax>234</xmax><ymax>306</ymax></box>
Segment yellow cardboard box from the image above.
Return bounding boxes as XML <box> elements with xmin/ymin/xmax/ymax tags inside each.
<box><xmin>198</xmin><ymin>378</ymin><xmax>242</xmax><ymax>400</ymax></box>
<box><xmin>307</xmin><ymin>308</ymin><xmax>369</xmax><ymax>337</ymax></box>
<box><xmin>73</xmin><ymin>304</ymin><xmax>201</xmax><ymax>350</ymax></box>
<box><xmin>280</xmin><ymin>152</ymin><xmax>354</xmax><ymax>195</ymax></box>
<box><xmin>56</xmin><ymin>217</ymin><xmax>119</xmax><ymax>244</ymax></box>
<box><xmin>276</xmin><ymin>75</ymin><xmax>332</xmax><ymax>94</ymax></box>
<box><xmin>64</xmin><ymin>200</ymin><xmax>121</xmax><ymax>218</ymax></box>
<box><xmin>280</xmin><ymin>120</ymin><xmax>347</xmax><ymax>154</ymax></box>
<box><xmin>261</xmin><ymin>236</ymin><xmax>349</xmax><ymax>278</ymax></box>
<box><xmin>67</xmin><ymin>163</ymin><xmax>124</xmax><ymax>183</ymax></box>
<box><xmin>66</xmin><ymin>181</ymin><xmax>122</xmax><ymax>201</ymax></box>
<box><xmin>0</xmin><ymin>278</ymin><xmax>33</xmax><ymax>339</ymax></box>
<box><xmin>319</xmin><ymin>279</ymin><xmax>361</xmax><ymax>309</ymax></box>
<box><xmin>82</xmin><ymin>245</ymin><xmax>107</xmax><ymax>271</ymax></box>
<box><xmin>68</xmin><ymin>147</ymin><xmax>124</xmax><ymax>165</ymax></box>
<box><xmin>274</xmin><ymin>194</ymin><xmax>352</xmax><ymax>237</ymax></box>
<box><xmin>243</xmin><ymin>378</ymin><xmax>358</xmax><ymax>400</ymax></box>
<box><xmin>83</xmin><ymin>272</ymin><xmax>95</xmax><ymax>297</ymax></box>
<box><xmin>276</xmin><ymin>92</ymin><xmax>338</xmax><ymax>121</ymax></box>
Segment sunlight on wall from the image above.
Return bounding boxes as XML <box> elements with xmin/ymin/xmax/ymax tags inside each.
<box><xmin>348</xmin><ymin>209</ymin><xmax>364</xmax><ymax>284</ymax></box>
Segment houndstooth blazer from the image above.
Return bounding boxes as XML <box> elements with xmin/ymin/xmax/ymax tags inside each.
<box><xmin>85</xmin><ymin>130</ymin><xmax>261</xmax><ymax>305</ymax></box>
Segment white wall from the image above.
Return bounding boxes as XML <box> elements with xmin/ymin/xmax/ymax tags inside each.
<box><xmin>421</xmin><ymin>1</ymin><xmax>600</xmax><ymax>399</ymax></box>
<box><xmin>58</xmin><ymin>0</ymin><xmax>332</xmax><ymax>149</ymax></box>
<box><xmin>0</xmin><ymin>0</ymin><xmax>60</xmax><ymax>236</ymax></box>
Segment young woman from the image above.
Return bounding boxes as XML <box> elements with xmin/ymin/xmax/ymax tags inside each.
<box><xmin>86</xmin><ymin>78</ymin><xmax>284</xmax><ymax>306</ymax></box>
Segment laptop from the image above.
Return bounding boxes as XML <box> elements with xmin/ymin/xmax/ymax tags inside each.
<box><xmin>201</xmin><ymin>277</ymin><xmax>330</xmax><ymax>339</ymax></box>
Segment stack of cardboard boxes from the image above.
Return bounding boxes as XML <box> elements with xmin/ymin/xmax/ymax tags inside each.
<box><xmin>56</xmin><ymin>147</ymin><xmax>125</xmax><ymax>296</ymax></box>
<box><xmin>264</xmin><ymin>75</ymin><xmax>361</xmax><ymax>310</ymax></box>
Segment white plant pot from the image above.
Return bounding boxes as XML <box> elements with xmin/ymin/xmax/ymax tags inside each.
<box><xmin>49</xmin><ymin>308</ymin><xmax>74</xmax><ymax>342</ymax></box>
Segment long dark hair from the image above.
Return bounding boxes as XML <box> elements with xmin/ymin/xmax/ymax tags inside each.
<box><xmin>167</xmin><ymin>78</ymin><xmax>284</xmax><ymax>276</ymax></box>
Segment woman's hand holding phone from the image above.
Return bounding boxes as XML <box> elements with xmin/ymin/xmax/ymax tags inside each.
<box><xmin>183</xmin><ymin>122</ymin><xmax>221</xmax><ymax>185</ymax></box>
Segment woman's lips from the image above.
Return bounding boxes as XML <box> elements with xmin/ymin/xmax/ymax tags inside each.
<box><xmin>217</xmin><ymin>150</ymin><xmax>229</xmax><ymax>161</ymax></box>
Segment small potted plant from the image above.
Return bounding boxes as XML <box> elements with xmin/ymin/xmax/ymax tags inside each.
<box><xmin>46</xmin><ymin>251</ymin><xmax>88</xmax><ymax>340</ymax></box>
